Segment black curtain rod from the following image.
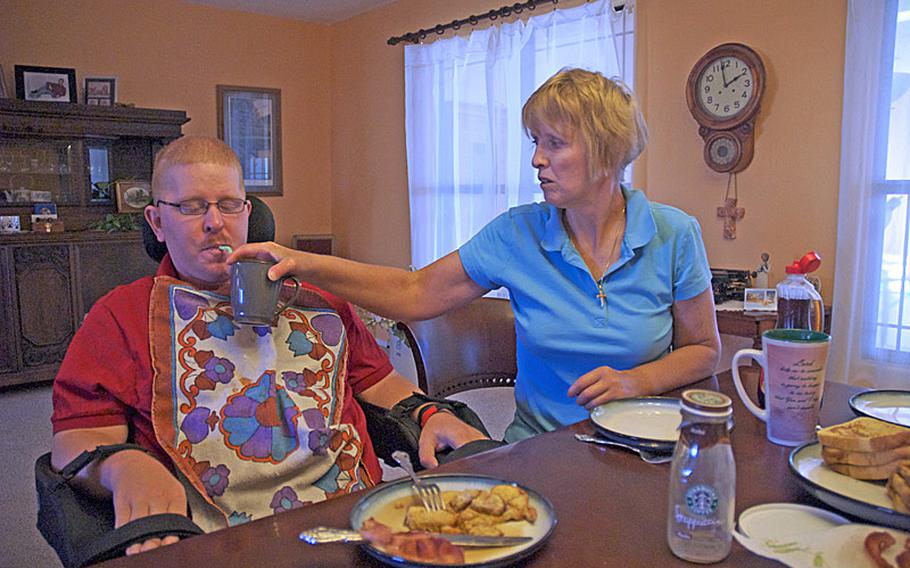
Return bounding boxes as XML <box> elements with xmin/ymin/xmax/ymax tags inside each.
<box><xmin>387</xmin><ymin>0</ymin><xmax>560</xmax><ymax>46</ymax></box>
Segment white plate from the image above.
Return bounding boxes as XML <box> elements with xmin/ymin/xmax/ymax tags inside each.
<box><xmin>737</xmin><ymin>503</ymin><xmax>848</xmax><ymax>540</ymax></box>
<box><xmin>349</xmin><ymin>474</ymin><xmax>556</xmax><ymax>567</ymax></box>
<box><xmin>590</xmin><ymin>397</ymin><xmax>681</xmax><ymax>448</ymax></box>
<box><xmin>789</xmin><ymin>442</ymin><xmax>910</xmax><ymax>530</ymax></box>
<box><xmin>849</xmin><ymin>390</ymin><xmax>910</xmax><ymax>428</ymax></box>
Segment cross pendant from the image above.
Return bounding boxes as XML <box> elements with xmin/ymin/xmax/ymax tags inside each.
<box><xmin>717</xmin><ymin>197</ymin><xmax>745</xmax><ymax>240</ymax></box>
<box><xmin>596</xmin><ymin>289</ymin><xmax>607</xmax><ymax>308</ymax></box>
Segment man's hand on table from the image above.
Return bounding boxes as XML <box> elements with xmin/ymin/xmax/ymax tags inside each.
<box><xmin>417</xmin><ymin>411</ymin><xmax>488</xmax><ymax>469</ymax></box>
<box><xmin>100</xmin><ymin>449</ymin><xmax>188</xmax><ymax>555</ymax></box>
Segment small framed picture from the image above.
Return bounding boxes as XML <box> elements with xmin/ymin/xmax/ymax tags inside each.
<box><xmin>292</xmin><ymin>234</ymin><xmax>335</xmax><ymax>256</ymax></box>
<box><xmin>0</xmin><ymin>215</ymin><xmax>21</xmax><ymax>233</ymax></box>
<box><xmin>33</xmin><ymin>202</ymin><xmax>57</xmax><ymax>218</ymax></box>
<box><xmin>84</xmin><ymin>77</ymin><xmax>116</xmax><ymax>106</ymax></box>
<box><xmin>743</xmin><ymin>288</ymin><xmax>778</xmax><ymax>311</ymax></box>
<box><xmin>114</xmin><ymin>181</ymin><xmax>151</xmax><ymax>213</ymax></box>
<box><xmin>15</xmin><ymin>65</ymin><xmax>77</xmax><ymax>103</ymax></box>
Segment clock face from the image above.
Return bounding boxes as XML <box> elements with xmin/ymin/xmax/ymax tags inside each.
<box><xmin>696</xmin><ymin>55</ymin><xmax>755</xmax><ymax>120</ymax></box>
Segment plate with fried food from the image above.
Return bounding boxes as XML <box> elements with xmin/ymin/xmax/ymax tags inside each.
<box><xmin>789</xmin><ymin>441</ymin><xmax>910</xmax><ymax>530</ymax></box>
<box><xmin>850</xmin><ymin>390</ymin><xmax>910</xmax><ymax>429</ymax></box>
<box><xmin>349</xmin><ymin>474</ymin><xmax>556</xmax><ymax>567</ymax></box>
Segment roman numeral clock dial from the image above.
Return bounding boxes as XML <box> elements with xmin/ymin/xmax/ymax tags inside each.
<box><xmin>686</xmin><ymin>43</ymin><xmax>766</xmax><ymax>173</ymax></box>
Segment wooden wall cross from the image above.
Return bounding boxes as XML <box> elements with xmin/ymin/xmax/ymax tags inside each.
<box><xmin>717</xmin><ymin>197</ymin><xmax>745</xmax><ymax>240</ymax></box>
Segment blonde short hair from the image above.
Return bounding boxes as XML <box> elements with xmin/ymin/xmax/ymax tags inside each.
<box><xmin>522</xmin><ymin>68</ymin><xmax>648</xmax><ymax>182</ymax></box>
<box><xmin>151</xmin><ymin>136</ymin><xmax>243</xmax><ymax>198</ymax></box>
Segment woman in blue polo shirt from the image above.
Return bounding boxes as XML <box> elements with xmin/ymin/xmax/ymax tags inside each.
<box><xmin>232</xmin><ymin>68</ymin><xmax>720</xmax><ymax>443</ymax></box>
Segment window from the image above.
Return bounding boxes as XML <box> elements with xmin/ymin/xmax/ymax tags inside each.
<box><xmin>404</xmin><ymin>0</ymin><xmax>634</xmax><ymax>272</ymax></box>
<box><xmin>870</xmin><ymin>0</ymin><xmax>910</xmax><ymax>361</ymax></box>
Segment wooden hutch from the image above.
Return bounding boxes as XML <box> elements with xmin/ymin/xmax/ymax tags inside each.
<box><xmin>0</xmin><ymin>99</ymin><xmax>188</xmax><ymax>388</ymax></box>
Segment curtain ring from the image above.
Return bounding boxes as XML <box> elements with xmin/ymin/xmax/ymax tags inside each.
<box><xmin>488</xmin><ymin>10</ymin><xmax>498</xmax><ymax>21</ymax></box>
<box><xmin>469</xmin><ymin>15</ymin><xmax>479</xmax><ymax>26</ymax></box>
<box><xmin>502</xmin><ymin>7</ymin><xmax>512</xmax><ymax>17</ymax></box>
<box><xmin>418</xmin><ymin>29</ymin><xmax>427</xmax><ymax>40</ymax></box>
<box><xmin>513</xmin><ymin>3</ymin><xmax>524</xmax><ymax>14</ymax></box>
<box><xmin>452</xmin><ymin>20</ymin><xmax>461</xmax><ymax>30</ymax></box>
<box><xmin>434</xmin><ymin>24</ymin><xmax>445</xmax><ymax>35</ymax></box>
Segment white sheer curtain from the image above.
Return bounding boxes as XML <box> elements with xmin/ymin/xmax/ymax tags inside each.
<box><xmin>403</xmin><ymin>0</ymin><xmax>634</xmax><ymax>271</ymax></box>
<box><xmin>830</xmin><ymin>0</ymin><xmax>910</xmax><ymax>387</ymax></box>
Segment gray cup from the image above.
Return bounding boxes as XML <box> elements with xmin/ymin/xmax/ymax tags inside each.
<box><xmin>230</xmin><ymin>259</ymin><xmax>300</xmax><ymax>326</ymax></box>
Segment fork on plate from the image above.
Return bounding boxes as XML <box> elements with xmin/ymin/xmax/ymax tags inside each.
<box><xmin>392</xmin><ymin>451</ymin><xmax>447</xmax><ymax>511</ymax></box>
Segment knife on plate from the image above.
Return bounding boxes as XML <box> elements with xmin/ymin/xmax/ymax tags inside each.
<box><xmin>299</xmin><ymin>526</ymin><xmax>532</xmax><ymax>548</ymax></box>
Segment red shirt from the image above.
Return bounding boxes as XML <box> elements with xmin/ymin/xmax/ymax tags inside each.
<box><xmin>52</xmin><ymin>255</ymin><xmax>392</xmax><ymax>483</ymax></box>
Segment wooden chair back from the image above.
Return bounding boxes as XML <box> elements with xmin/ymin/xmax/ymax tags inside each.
<box><xmin>395</xmin><ymin>297</ymin><xmax>517</xmax><ymax>398</ymax></box>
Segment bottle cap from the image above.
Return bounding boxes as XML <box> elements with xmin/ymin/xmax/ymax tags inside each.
<box><xmin>785</xmin><ymin>250</ymin><xmax>821</xmax><ymax>274</ymax></box>
<box><xmin>681</xmin><ymin>389</ymin><xmax>732</xmax><ymax>414</ymax></box>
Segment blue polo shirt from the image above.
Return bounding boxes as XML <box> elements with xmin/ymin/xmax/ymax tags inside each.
<box><xmin>459</xmin><ymin>186</ymin><xmax>711</xmax><ymax>441</ymax></box>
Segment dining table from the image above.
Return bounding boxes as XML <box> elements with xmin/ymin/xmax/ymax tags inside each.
<box><xmin>99</xmin><ymin>370</ymin><xmax>868</xmax><ymax>567</ymax></box>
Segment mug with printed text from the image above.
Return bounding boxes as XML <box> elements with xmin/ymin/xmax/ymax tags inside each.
<box><xmin>731</xmin><ymin>329</ymin><xmax>831</xmax><ymax>446</ymax></box>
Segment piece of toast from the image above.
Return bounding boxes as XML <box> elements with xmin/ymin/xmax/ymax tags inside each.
<box><xmin>828</xmin><ymin>459</ymin><xmax>904</xmax><ymax>480</ymax></box>
<box><xmin>817</xmin><ymin>417</ymin><xmax>910</xmax><ymax>452</ymax></box>
<box><xmin>888</xmin><ymin>466</ymin><xmax>910</xmax><ymax>513</ymax></box>
<box><xmin>822</xmin><ymin>444</ymin><xmax>910</xmax><ymax>466</ymax></box>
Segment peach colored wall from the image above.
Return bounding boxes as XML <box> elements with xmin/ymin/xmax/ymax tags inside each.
<box><xmin>636</xmin><ymin>0</ymin><xmax>845</xmax><ymax>302</ymax></box>
<box><xmin>332</xmin><ymin>0</ymin><xmax>846</xmax><ymax>302</ymax></box>
<box><xmin>1</xmin><ymin>0</ymin><xmax>333</xmax><ymax>247</ymax></box>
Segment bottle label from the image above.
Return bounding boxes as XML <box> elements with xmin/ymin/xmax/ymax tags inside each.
<box><xmin>674</xmin><ymin>484</ymin><xmax>720</xmax><ymax>531</ymax></box>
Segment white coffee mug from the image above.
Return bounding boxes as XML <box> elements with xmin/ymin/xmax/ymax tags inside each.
<box><xmin>731</xmin><ymin>328</ymin><xmax>830</xmax><ymax>446</ymax></box>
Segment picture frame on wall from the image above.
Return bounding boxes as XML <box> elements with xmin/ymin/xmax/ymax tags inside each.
<box><xmin>114</xmin><ymin>180</ymin><xmax>152</xmax><ymax>213</ymax></box>
<box><xmin>292</xmin><ymin>234</ymin><xmax>335</xmax><ymax>256</ymax></box>
<box><xmin>217</xmin><ymin>85</ymin><xmax>282</xmax><ymax>196</ymax></box>
<box><xmin>15</xmin><ymin>65</ymin><xmax>77</xmax><ymax>103</ymax></box>
<box><xmin>84</xmin><ymin>77</ymin><xmax>116</xmax><ymax>106</ymax></box>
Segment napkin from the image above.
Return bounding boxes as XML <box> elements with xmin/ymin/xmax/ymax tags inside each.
<box><xmin>734</xmin><ymin>524</ymin><xmax>910</xmax><ymax>568</ymax></box>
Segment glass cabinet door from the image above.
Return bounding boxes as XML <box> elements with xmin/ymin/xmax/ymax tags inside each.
<box><xmin>0</xmin><ymin>139</ymin><xmax>79</xmax><ymax>206</ymax></box>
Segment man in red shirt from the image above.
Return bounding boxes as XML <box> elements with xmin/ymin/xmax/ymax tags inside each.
<box><xmin>51</xmin><ymin>136</ymin><xmax>485</xmax><ymax>556</ymax></box>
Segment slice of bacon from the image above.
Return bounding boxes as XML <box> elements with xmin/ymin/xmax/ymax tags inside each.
<box><xmin>360</xmin><ymin>518</ymin><xmax>465</xmax><ymax>565</ymax></box>
<box><xmin>866</xmin><ymin>531</ymin><xmax>898</xmax><ymax>568</ymax></box>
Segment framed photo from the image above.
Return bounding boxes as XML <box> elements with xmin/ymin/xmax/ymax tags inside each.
<box><xmin>292</xmin><ymin>234</ymin><xmax>335</xmax><ymax>256</ymax></box>
<box><xmin>114</xmin><ymin>181</ymin><xmax>151</xmax><ymax>213</ymax></box>
<box><xmin>84</xmin><ymin>77</ymin><xmax>116</xmax><ymax>106</ymax></box>
<box><xmin>743</xmin><ymin>288</ymin><xmax>778</xmax><ymax>312</ymax></box>
<box><xmin>0</xmin><ymin>65</ymin><xmax>9</xmax><ymax>99</ymax></box>
<box><xmin>15</xmin><ymin>65</ymin><xmax>77</xmax><ymax>103</ymax></box>
<box><xmin>217</xmin><ymin>85</ymin><xmax>282</xmax><ymax>196</ymax></box>
<box><xmin>33</xmin><ymin>202</ymin><xmax>57</xmax><ymax>218</ymax></box>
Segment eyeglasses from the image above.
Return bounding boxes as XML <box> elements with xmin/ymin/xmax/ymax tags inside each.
<box><xmin>156</xmin><ymin>198</ymin><xmax>249</xmax><ymax>216</ymax></box>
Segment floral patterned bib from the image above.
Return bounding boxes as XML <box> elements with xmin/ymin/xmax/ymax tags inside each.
<box><xmin>149</xmin><ymin>276</ymin><xmax>373</xmax><ymax>532</ymax></box>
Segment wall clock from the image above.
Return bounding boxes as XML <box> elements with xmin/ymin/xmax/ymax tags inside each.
<box><xmin>686</xmin><ymin>43</ymin><xmax>766</xmax><ymax>173</ymax></box>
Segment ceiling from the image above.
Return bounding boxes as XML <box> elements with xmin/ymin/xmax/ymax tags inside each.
<box><xmin>184</xmin><ymin>0</ymin><xmax>398</xmax><ymax>24</ymax></box>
